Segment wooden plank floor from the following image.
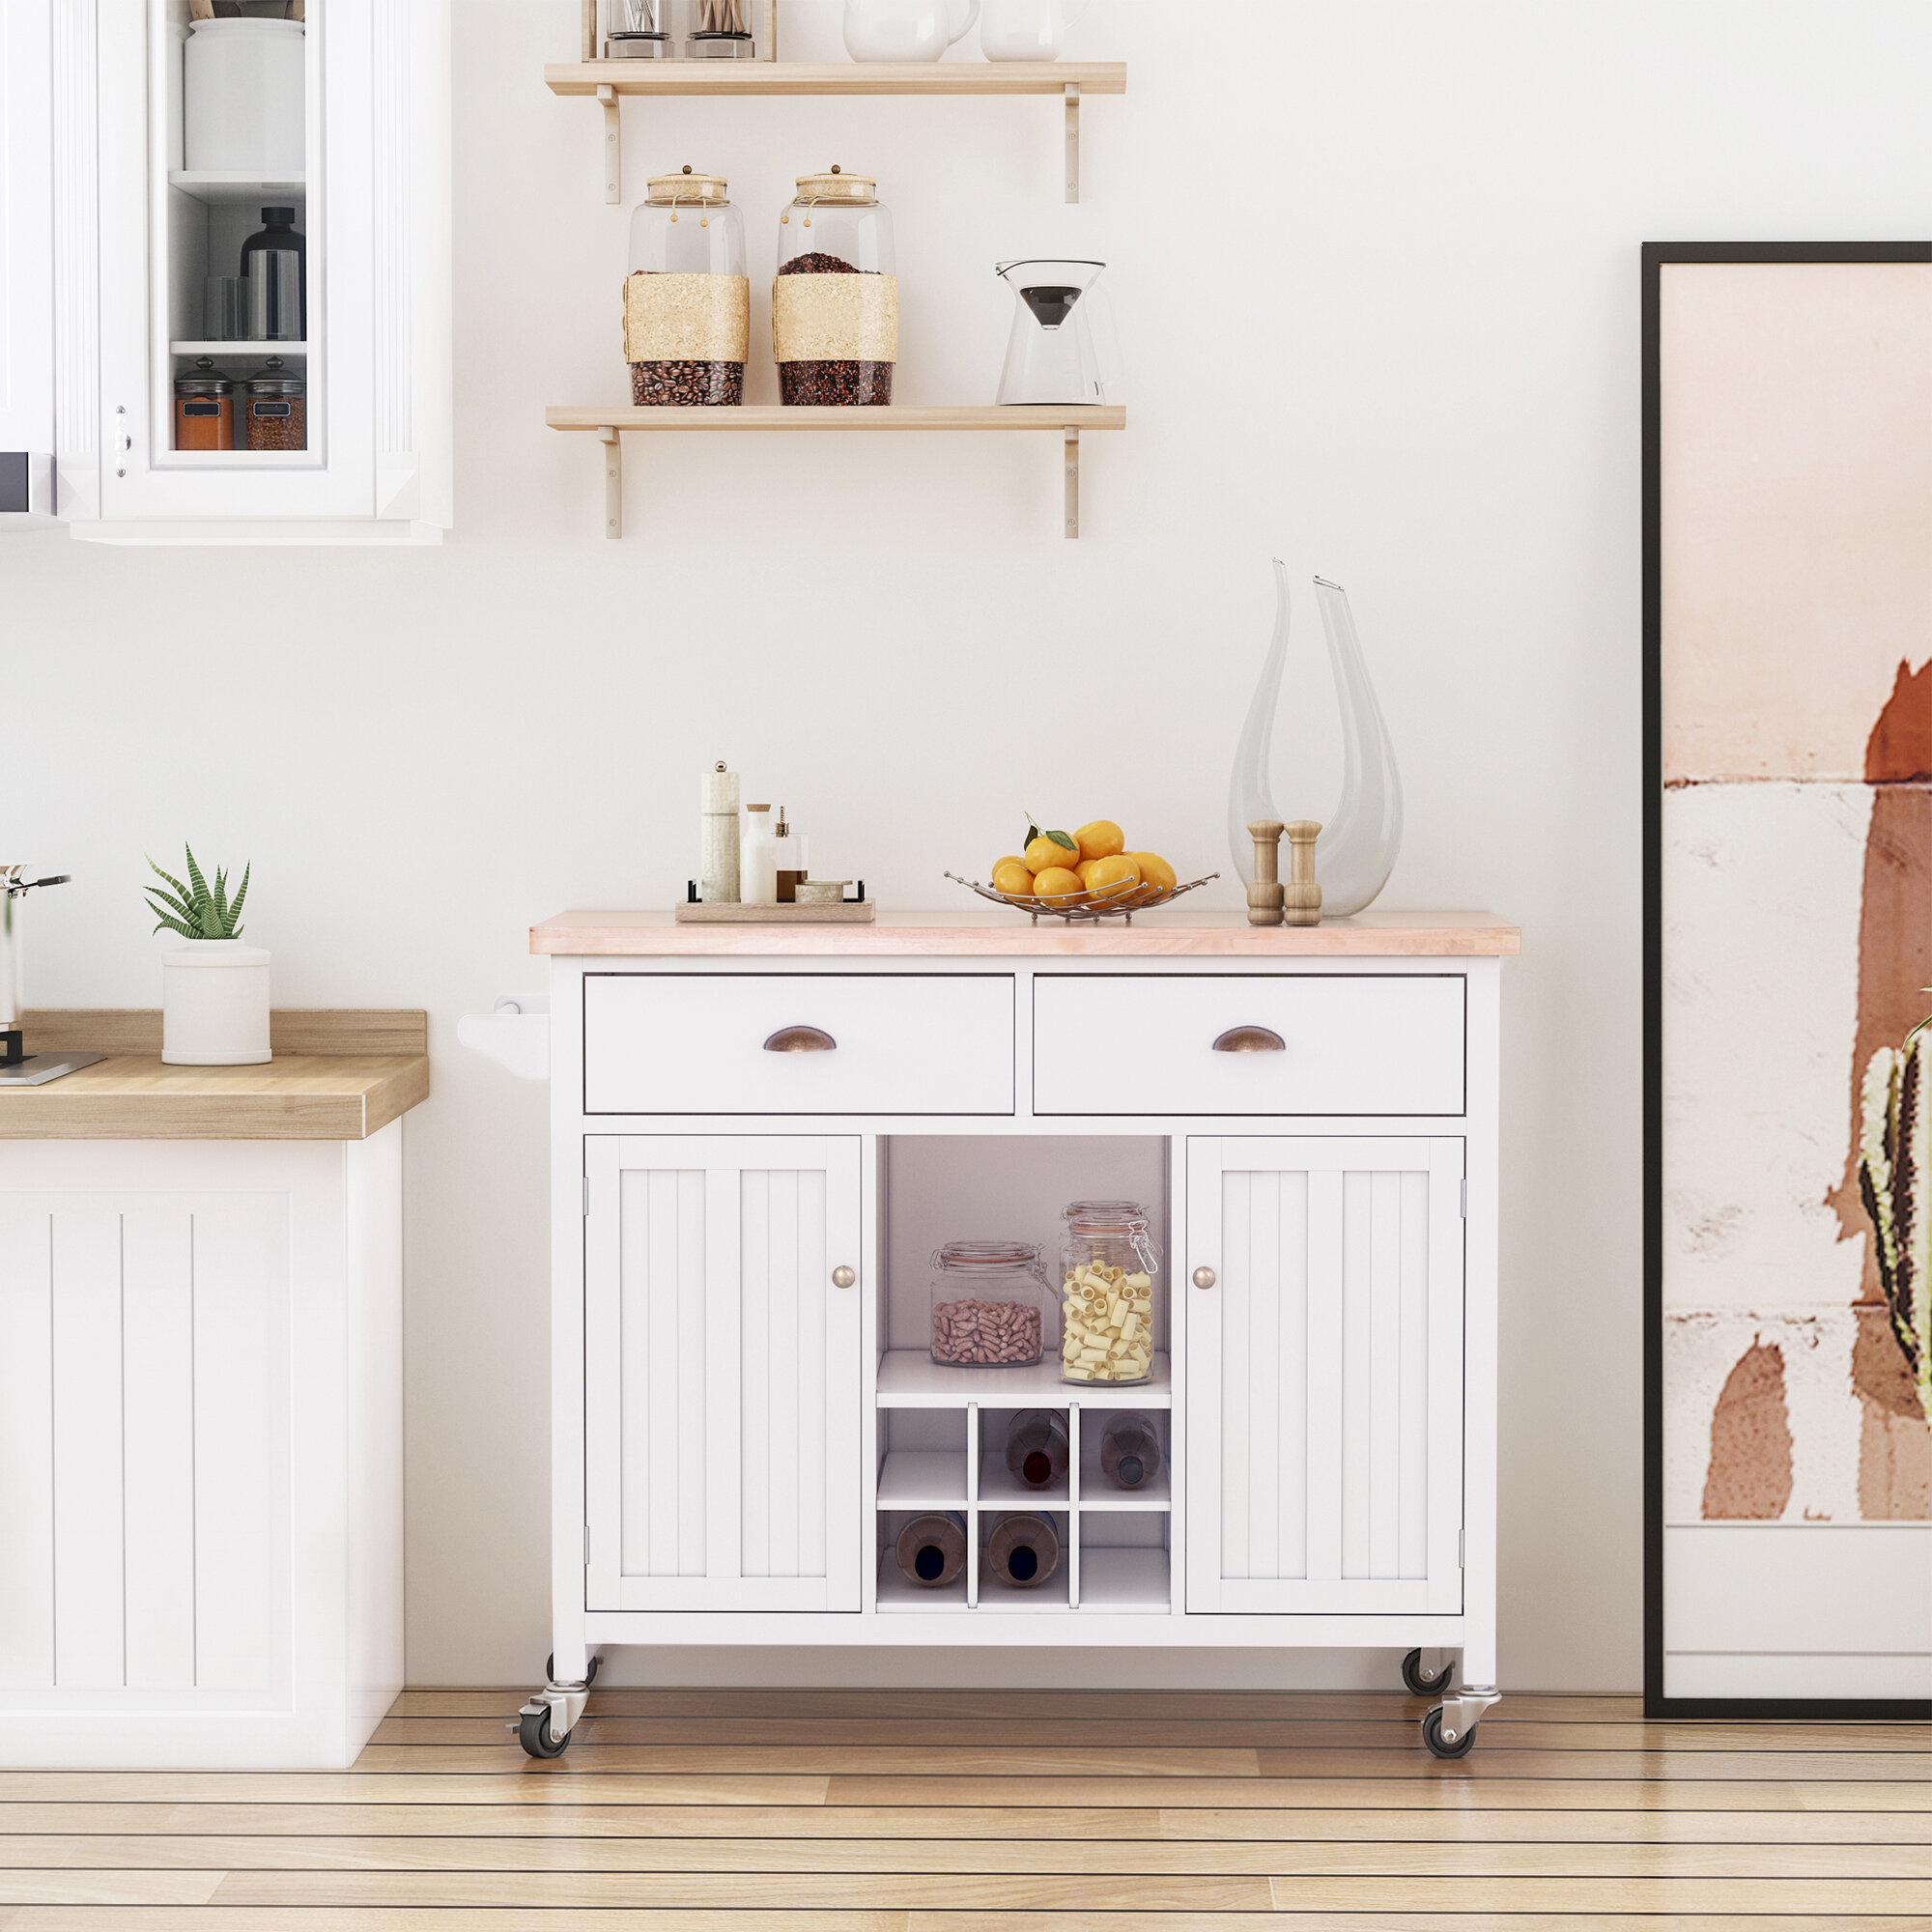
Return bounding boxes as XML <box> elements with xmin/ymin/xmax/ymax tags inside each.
<box><xmin>0</xmin><ymin>1690</ymin><xmax>1926</xmax><ymax>1930</ymax></box>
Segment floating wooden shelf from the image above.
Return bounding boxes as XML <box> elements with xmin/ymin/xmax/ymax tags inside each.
<box><xmin>546</xmin><ymin>60</ymin><xmax>1125</xmax><ymax>204</ymax></box>
<box><xmin>546</xmin><ymin>404</ymin><xmax>1126</xmax><ymax>540</ymax></box>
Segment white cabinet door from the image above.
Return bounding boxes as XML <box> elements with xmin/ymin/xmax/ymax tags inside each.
<box><xmin>584</xmin><ymin>1136</ymin><xmax>864</xmax><ymax>1613</ymax></box>
<box><xmin>1185</xmin><ymin>1137</ymin><xmax>1464</xmax><ymax>1615</ymax></box>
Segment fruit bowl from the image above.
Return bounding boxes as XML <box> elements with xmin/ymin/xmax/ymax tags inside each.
<box><xmin>946</xmin><ymin>870</ymin><xmax>1219</xmax><ymax>923</ymax></box>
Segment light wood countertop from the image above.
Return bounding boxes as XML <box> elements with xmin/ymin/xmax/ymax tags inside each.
<box><xmin>0</xmin><ymin>1010</ymin><xmax>430</xmax><ymax>1142</ymax></box>
<box><xmin>530</xmin><ymin>910</ymin><xmax>1520</xmax><ymax>958</ymax></box>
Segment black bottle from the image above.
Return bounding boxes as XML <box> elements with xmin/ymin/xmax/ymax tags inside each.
<box><xmin>240</xmin><ymin>206</ymin><xmax>306</xmax><ymax>339</ymax></box>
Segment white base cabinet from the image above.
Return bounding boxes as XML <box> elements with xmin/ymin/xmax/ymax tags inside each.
<box><xmin>0</xmin><ymin>1129</ymin><xmax>404</xmax><ymax>1768</ymax></box>
<box><xmin>525</xmin><ymin>925</ymin><xmax>1510</xmax><ymax>1758</ymax></box>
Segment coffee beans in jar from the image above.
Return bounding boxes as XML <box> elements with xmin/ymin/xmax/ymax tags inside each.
<box><xmin>243</xmin><ymin>374</ymin><xmax>305</xmax><ymax>450</ymax></box>
<box><xmin>625</xmin><ymin>168</ymin><xmax>750</xmax><ymax>407</ymax></box>
<box><xmin>774</xmin><ymin>169</ymin><xmax>897</xmax><ymax>407</ymax></box>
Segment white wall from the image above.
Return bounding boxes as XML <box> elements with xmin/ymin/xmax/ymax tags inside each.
<box><xmin>8</xmin><ymin>0</ymin><xmax>1931</xmax><ymax>1690</ymax></box>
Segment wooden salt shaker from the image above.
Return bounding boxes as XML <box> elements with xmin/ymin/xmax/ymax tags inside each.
<box><xmin>1246</xmin><ymin>819</ymin><xmax>1285</xmax><ymax>926</ymax></box>
<box><xmin>1283</xmin><ymin>819</ymin><xmax>1322</xmax><ymax>926</ymax></box>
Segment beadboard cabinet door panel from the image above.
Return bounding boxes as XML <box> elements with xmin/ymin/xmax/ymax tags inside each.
<box><xmin>0</xmin><ymin>1190</ymin><xmax>288</xmax><ymax>1695</ymax></box>
<box><xmin>1186</xmin><ymin>1136</ymin><xmax>1464</xmax><ymax>1616</ymax></box>
<box><xmin>585</xmin><ymin>1136</ymin><xmax>863</xmax><ymax>1614</ymax></box>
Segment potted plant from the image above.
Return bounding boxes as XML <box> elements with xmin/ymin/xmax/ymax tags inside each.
<box><xmin>146</xmin><ymin>846</ymin><xmax>270</xmax><ymax>1065</ymax></box>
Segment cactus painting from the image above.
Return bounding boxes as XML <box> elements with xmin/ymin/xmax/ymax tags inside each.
<box><xmin>1858</xmin><ymin>1035</ymin><xmax>1932</xmax><ymax>1433</ymax></box>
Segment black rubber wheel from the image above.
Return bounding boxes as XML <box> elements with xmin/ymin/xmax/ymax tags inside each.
<box><xmin>1421</xmin><ymin>1707</ymin><xmax>1477</xmax><ymax>1759</ymax></box>
<box><xmin>544</xmin><ymin>1653</ymin><xmax>601</xmax><ymax>1688</ymax></box>
<box><xmin>519</xmin><ymin>1705</ymin><xmax>569</xmax><ymax>1759</ymax></box>
<box><xmin>1401</xmin><ymin>1648</ymin><xmax>1455</xmax><ymax>1696</ymax></box>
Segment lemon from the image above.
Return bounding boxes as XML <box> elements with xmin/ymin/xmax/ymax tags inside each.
<box><xmin>991</xmin><ymin>860</ymin><xmax>1036</xmax><ymax>899</ymax></box>
<box><xmin>1033</xmin><ymin>866</ymin><xmax>1086</xmax><ymax>906</ymax></box>
<box><xmin>1085</xmin><ymin>854</ymin><xmax>1142</xmax><ymax>901</ymax></box>
<box><xmin>1074</xmin><ymin>819</ymin><xmax>1125</xmax><ymax>864</ymax></box>
<box><xmin>992</xmin><ymin>854</ymin><xmax>1028</xmax><ymax>874</ymax></box>
<box><xmin>1128</xmin><ymin>851</ymin><xmax>1177</xmax><ymax>900</ymax></box>
<box><xmin>1025</xmin><ymin>831</ymin><xmax>1079</xmax><ymax>874</ymax></box>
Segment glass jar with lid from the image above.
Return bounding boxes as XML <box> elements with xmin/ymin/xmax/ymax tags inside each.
<box><xmin>774</xmin><ymin>166</ymin><xmax>896</xmax><ymax>406</ymax></box>
<box><xmin>625</xmin><ymin>165</ymin><xmax>750</xmax><ymax>406</ymax></box>
<box><xmin>1058</xmin><ymin>1200</ymin><xmax>1158</xmax><ymax>1384</ymax></box>
<box><xmin>929</xmin><ymin>1239</ymin><xmax>1054</xmax><ymax>1368</ymax></box>
<box><xmin>242</xmin><ymin>367</ymin><xmax>305</xmax><ymax>450</ymax></box>
<box><xmin>173</xmin><ymin>363</ymin><xmax>234</xmax><ymax>451</ymax></box>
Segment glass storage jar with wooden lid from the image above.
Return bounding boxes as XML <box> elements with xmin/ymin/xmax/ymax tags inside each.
<box><xmin>929</xmin><ymin>1240</ymin><xmax>1054</xmax><ymax>1368</ymax></box>
<box><xmin>774</xmin><ymin>165</ymin><xmax>896</xmax><ymax>406</ymax></box>
<box><xmin>625</xmin><ymin>165</ymin><xmax>750</xmax><ymax>406</ymax></box>
<box><xmin>1058</xmin><ymin>1200</ymin><xmax>1158</xmax><ymax>1384</ymax></box>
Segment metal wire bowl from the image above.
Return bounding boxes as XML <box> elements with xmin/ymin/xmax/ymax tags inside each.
<box><xmin>947</xmin><ymin>869</ymin><xmax>1219</xmax><ymax>924</ymax></box>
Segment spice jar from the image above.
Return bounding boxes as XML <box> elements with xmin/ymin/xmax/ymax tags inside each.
<box><xmin>625</xmin><ymin>166</ymin><xmax>749</xmax><ymax>407</ymax></box>
<box><xmin>173</xmin><ymin>366</ymin><xmax>235</xmax><ymax>451</ymax></box>
<box><xmin>774</xmin><ymin>166</ymin><xmax>896</xmax><ymax>406</ymax></box>
<box><xmin>1058</xmin><ymin>1200</ymin><xmax>1158</xmax><ymax>1385</ymax></box>
<box><xmin>243</xmin><ymin>371</ymin><xmax>305</xmax><ymax>450</ymax></box>
<box><xmin>929</xmin><ymin>1240</ymin><xmax>1054</xmax><ymax>1368</ymax></box>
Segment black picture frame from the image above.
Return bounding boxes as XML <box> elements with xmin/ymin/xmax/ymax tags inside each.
<box><xmin>1642</xmin><ymin>240</ymin><xmax>1932</xmax><ymax>1720</ymax></box>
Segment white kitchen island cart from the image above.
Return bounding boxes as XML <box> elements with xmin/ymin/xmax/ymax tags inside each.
<box><xmin>521</xmin><ymin>911</ymin><xmax>1517</xmax><ymax>1758</ymax></box>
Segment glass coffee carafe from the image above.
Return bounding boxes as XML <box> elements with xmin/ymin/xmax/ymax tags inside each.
<box><xmin>995</xmin><ymin>258</ymin><xmax>1108</xmax><ymax>406</ymax></box>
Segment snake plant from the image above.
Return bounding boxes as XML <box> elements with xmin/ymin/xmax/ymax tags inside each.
<box><xmin>145</xmin><ymin>845</ymin><xmax>250</xmax><ymax>941</ymax></box>
<box><xmin>1858</xmin><ymin>1033</ymin><xmax>1932</xmax><ymax>1430</ymax></box>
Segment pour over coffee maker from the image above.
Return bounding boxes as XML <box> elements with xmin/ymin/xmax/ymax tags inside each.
<box><xmin>994</xmin><ymin>258</ymin><xmax>1108</xmax><ymax>407</ymax></box>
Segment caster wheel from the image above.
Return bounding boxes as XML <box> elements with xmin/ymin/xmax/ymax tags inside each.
<box><xmin>1422</xmin><ymin>1707</ymin><xmax>1478</xmax><ymax>1759</ymax></box>
<box><xmin>544</xmin><ymin>1653</ymin><xmax>601</xmax><ymax>1688</ymax></box>
<box><xmin>519</xmin><ymin>1705</ymin><xmax>569</xmax><ymax>1759</ymax></box>
<box><xmin>1401</xmin><ymin>1648</ymin><xmax>1454</xmax><ymax>1696</ymax></box>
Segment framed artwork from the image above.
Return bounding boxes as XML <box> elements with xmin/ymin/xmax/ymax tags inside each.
<box><xmin>1645</xmin><ymin>242</ymin><xmax>1932</xmax><ymax>1718</ymax></box>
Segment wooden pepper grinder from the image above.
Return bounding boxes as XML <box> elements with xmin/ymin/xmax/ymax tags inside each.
<box><xmin>1283</xmin><ymin>819</ymin><xmax>1322</xmax><ymax>926</ymax></box>
<box><xmin>1246</xmin><ymin>820</ymin><xmax>1285</xmax><ymax>926</ymax></box>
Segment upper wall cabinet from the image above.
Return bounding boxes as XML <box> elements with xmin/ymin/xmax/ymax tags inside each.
<box><xmin>41</xmin><ymin>0</ymin><xmax>449</xmax><ymax>545</ymax></box>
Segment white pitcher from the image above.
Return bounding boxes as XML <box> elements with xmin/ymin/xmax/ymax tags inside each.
<box><xmin>843</xmin><ymin>0</ymin><xmax>980</xmax><ymax>62</ymax></box>
<box><xmin>980</xmin><ymin>0</ymin><xmax>1086</xmax><ymax>60</ymax></box>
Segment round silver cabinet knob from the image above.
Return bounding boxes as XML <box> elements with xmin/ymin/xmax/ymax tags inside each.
<box><xmin>832</xmin><ymin>1265</ymin><xmax>857</xmax><ymax>1290</ymax></box>
<box><xmin>1192</xmin><ymin>1265</ymin><xmax>1217</xmax><ymax>1290</ymax></box>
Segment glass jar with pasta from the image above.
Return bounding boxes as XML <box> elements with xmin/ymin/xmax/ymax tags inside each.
<box><xmin>1058</xmin><ymin>1200</ymin><xmax>1157</xmax><ymax>1384</ymax></box>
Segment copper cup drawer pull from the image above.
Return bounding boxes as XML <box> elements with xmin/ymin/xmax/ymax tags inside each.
<box><xmin>763</xmin><ymin>1025</ymin><xmax>838</xmax><ymax>1053</ymax></box>
<box><xmin>1212</xmin><ymin>1025</ymin><xmax>1286</xmax><ymax>1054</ymax></box>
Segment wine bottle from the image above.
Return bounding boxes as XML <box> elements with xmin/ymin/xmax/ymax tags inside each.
<box><xmin>1004</xmin><ymin>1409</ymin><xmax>1069</xmax><ymax>1490</ymax></box>
<box><xmin>1100</xmin><ymin>1413</ymin><xmax>1162</xmax><ymax>1491</ymax></box>
<box><xmin>984</xmin><ymin>1513</ymin><xmax>1060</xmax><ymax>1589</ymax></box>
<box><xmin>895</xmin><ymin>1513</ymin><xmax>966</xmax><ymax>1588</ymax></box>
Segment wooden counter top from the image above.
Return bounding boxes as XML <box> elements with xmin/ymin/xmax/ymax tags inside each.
<box><xmin>0</xmin><ymin>1010</ymin><xmax>430</xmax><ymax>1141</ymax></box>
<box><xmin>530</xmin><ymin>909</ymin><xmax>1520</xmax><ymax>958</ymax></box>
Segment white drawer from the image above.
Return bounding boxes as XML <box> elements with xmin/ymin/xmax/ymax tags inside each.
<box><xmin>584</xmin><ymin>974</ymin><xmax>1015</xmax><ymax>1115</ymax></box>
<box><xmin>1032</xmin><ymin>974</ymin><xmax>1465</xmax><ymax>1116</ymax></box>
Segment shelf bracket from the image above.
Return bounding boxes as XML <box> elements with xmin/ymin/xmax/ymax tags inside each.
<box><xmin>1064</xmin><ymin>426</ymin><xmax>1080</xmax><ymax>539</ymax></box>
<box><xmin>598</xmin><ymin>83</ymin><xmax>621</xmax><ymax>205</ymax></box>
<box><xmin>600</xmin><ymin>425</ymin><xmax>621</xmax><ymax>539</ymax></box>
<box><xmin>1065</xmin><ymin>82</ymin><xmax>1081</xmax><ymax>203</ymax></box>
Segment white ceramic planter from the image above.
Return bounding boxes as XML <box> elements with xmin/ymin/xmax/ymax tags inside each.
<box><xmin>161</xmin><ymin>939</ymin><xmax>271</xmax><ymax>1066</ymax></box>
<box><xmin>183</xmin><ymin>18</ymin><xmax>306</xmax><ymax>178</ymax></box>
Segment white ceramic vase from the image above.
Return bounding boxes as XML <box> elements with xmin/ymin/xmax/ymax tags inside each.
<box><xmin>843</xmin><ymin>0</ymin><xmax>980</xmax><ymax>62</ymax></box>
<box><xmin>980</xmin><ymin>0</ymin><xmax>1085</xmax><ymax>60</ymax></box>
<box><xmin>161</xmin><ymin>939</ymin><xmax>271</xmax><ymax>1066</ymax></box>
<box><xmin>183</xmin><ymin>18</ymin><xmax>306</xmax><ymax>177</ymax></box>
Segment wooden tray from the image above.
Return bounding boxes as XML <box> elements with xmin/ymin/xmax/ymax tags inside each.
<box><xmin>673</xmin><ymin>900</ymin><xmax>876</xmax><ymax>924</ymax></box>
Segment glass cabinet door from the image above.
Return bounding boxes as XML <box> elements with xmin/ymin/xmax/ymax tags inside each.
<box><xmin>95</xmin><ymin>0</ymin><xmax>378</xmax><ymax>523</ymax></box>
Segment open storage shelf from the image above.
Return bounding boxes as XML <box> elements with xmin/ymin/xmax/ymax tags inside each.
<box><xmin>546</xmin><ymin>60</ymin><xmax>1124</xmax><ymax>205</ymax></box>
<box><xmin>876</xmin><ymin>1449</ymin><xmax>967</xmax><ymax>1509</ymax></box>
<box><xmin>545</xmin><ymin>407</ymin><xmax>1126</xmax><ymax>542</ymax></box>
<box><xmin>878</xmin><ymin>1349</ymin><xmax>1169</xmax><ymax>1407</ymax></box>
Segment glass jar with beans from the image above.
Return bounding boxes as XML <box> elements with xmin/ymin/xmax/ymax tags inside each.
<box><xmin>242</xmin><ymin>368</ymin><xmax>305</xmax><ymax>450</ymax></box>
<box><xmin>774</xmin><ymin>166</ymin><xmax>896</xmax><ymax>406</ymax></box>
<box><xmin>929</xmin><ymin>1240</ymin><xmax>1055</xmax><ymax>1368</ymax></box>
<box><xmin>1059</xmin><ymin>1200</ymin><xmax>1158</xmax><ymax>1384</ymax></box>
<box><xmin>625</xmin><ymin>166</ymin><xmax>750</xmax><ymax>406</ymax></box>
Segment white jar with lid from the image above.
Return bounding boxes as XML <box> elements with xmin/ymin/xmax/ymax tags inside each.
<box><xmin>740</xmin><ymin>804</ymin><xmax>778</xmax><ymax>906</ymax></box>
<box><xmin>184</xmin><ymin>18</ymin><xmax>306</xmax><ymax>177</ymax></box>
